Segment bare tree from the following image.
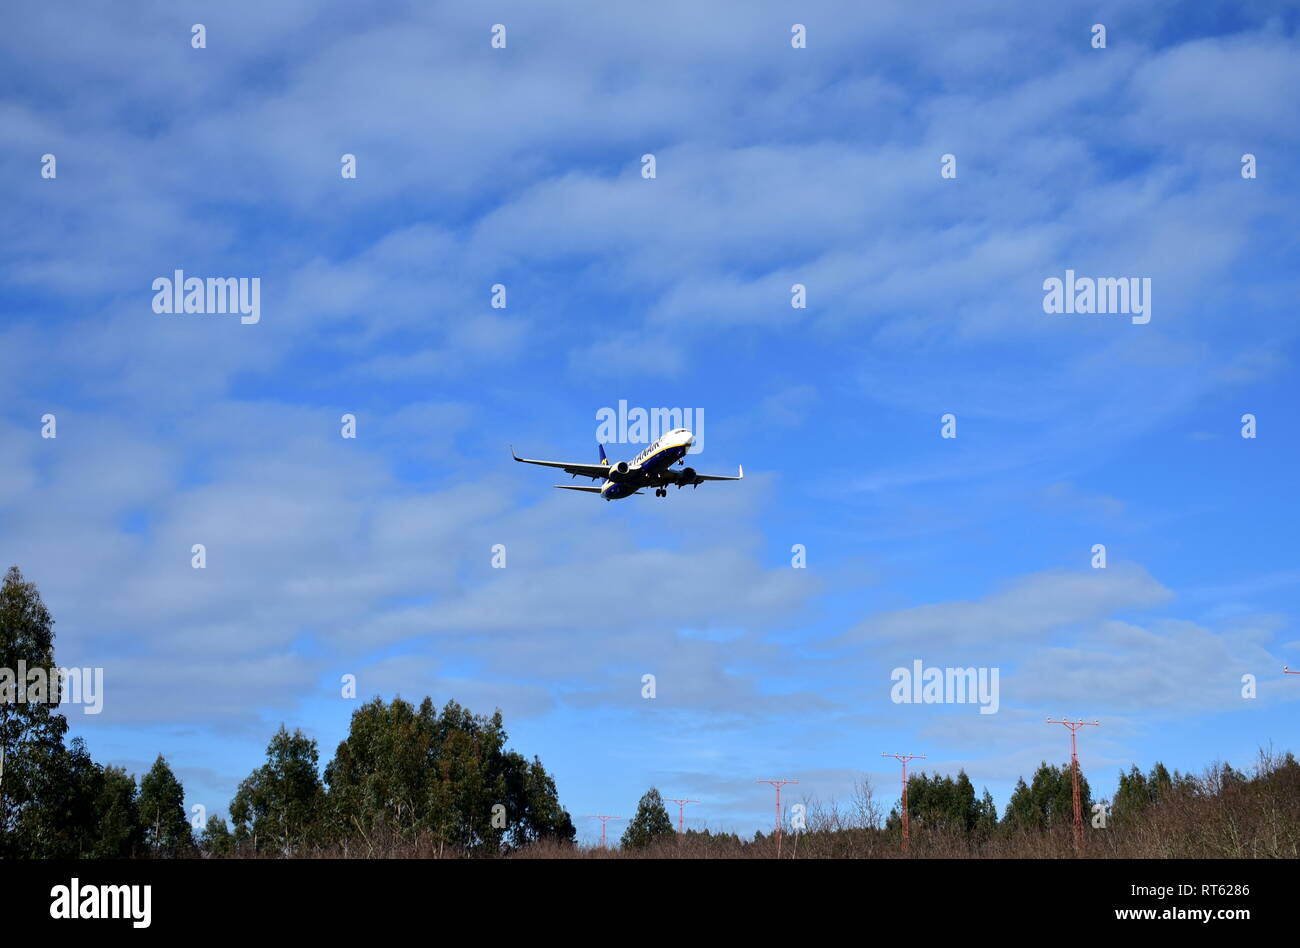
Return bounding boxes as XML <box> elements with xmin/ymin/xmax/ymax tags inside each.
<box><xmin>850</xmin><ymin>776</ymin><xmax>882</xmax><ymax>830</ymax></box>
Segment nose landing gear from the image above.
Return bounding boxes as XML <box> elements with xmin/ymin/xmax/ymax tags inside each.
<box><xmin>655</xmin><ymin>488</ymin><xmax>667</xmax><ymax>497</ymax></box>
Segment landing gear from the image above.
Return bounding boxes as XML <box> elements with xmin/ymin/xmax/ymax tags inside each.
<box><xmin>655</xmin><ymin>488</ymin><xmax>667</xmax><ymax>497</ymax></box>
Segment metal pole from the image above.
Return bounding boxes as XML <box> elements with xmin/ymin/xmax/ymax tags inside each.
<box><xmin>664</xmin><ymin>798</ymin><xmax>698</xmax><ymax>837</ymax></box>
<box><xmin>881</xmin><ymin>753</ymin><xmax>926</xmax><ymax>853</ymax></box>
<box><xmin>756</xmin><ymin>779</ymin><xmax>798</xmax><ymax>857</ymax></box>
<box><xmin>1046</xmin><ymin>718</ymin><xmax>1099</xmax><ymax>851</ymax></box>
<box><xmin>585</xmin><ymin>815</ymin><xmax>622</xmax><ymax>849</ymax></box>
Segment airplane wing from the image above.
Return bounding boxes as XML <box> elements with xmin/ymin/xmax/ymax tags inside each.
<box><xmin>511</xmin><ymin>446</ymin><xmax>610</xmax><ymax>481</ymax></box>
<box><xmin>671</xmin><ymin>464</ymin><xmax>744</xmax><ymax>485</ymax></box>
<box><xmin>693</xmin><ymin>465</ymin><xmax>744</xmax><ymax>482</ymax></box>
<box><xmin>648</xmin><ymin>465</ymin><xmax>745</xmax><ymax>488</ymax></box>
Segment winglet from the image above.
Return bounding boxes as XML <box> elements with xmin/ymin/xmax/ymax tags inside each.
<box><xmin>510</xmin><ymin>445</ymin><xmax>521</xmax><ymax>461</ymax></box>
<box><xmin>738</xmin><ymin>464</ymin><xmax>744</xmax><ymax>479</ymax></box>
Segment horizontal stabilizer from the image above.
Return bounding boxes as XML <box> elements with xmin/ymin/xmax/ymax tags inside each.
<box><xmin>554</xmin><ymin>484</ymin><xmax>603</xmax><ymax>493</ymax></box>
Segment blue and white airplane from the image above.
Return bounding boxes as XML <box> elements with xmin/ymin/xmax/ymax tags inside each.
<box><xmin>511</xmin><ymin>428</ymin><xmax>743</xmax><ymax>500</ymax></box>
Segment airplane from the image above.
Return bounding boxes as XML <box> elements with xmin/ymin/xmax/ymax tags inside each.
<box><xmin>511</xmin><ymin>427</ymin><xmax>743</xmax><ymax>500</ymax></box>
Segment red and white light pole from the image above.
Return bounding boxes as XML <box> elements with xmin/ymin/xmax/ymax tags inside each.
<box><xmin>756</xmin><ymin>779</ymin><xmax>798</xmax><ymax>857</ymax></box>
<box><xmin>664</xmin><ymin>798</ymin><xmax>698</xmax><ymax>837</ymax></box>
<box><xmin>1046</xmin><ymin>717</ymin><xmax>1099</xmax><ymax>851</ymax></box>
<box><xmin>881</xmin><ymin>753</ymin><xmax>926</xmax><ymax>853</ymax></box>
<box><xmin>585</xmin><ymin>814</ymin><xmax>623</xmax><ymax>849</ymax></box>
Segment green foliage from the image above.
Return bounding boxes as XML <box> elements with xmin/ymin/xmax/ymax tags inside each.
<box><xmin>93</xmin><ymin>765</ymin><xmax>142</xmax><ymax>858</ymax></box>
<box><xmin>10</xmin><ymin>561</ymin><xmax>1294</xmax><ymax>860</ymax></box>
<box><xmin>620</xmin><ymin>787</ymin><xmax>675</xmax><ymax>850</ymax></box>
<box><xmin>231</xmin><ymin>725</ymin><xmax>326</xmax><ymax>855</ymax></box>
<box><xmin>0</xmin><ymin>565</ymin><xmax>71</xmax><ymax>855</ymax></box>
<box><xmin>974</xmin><ymin>788</ymin><xmax>998</xmax><ymax>840</ymax></box>
<box><xmin>507</xmin><ymin>755</ymin><xmax>578</xmax><ymax>846</ymax></box>
<box><xmin>200</xmin><ymin>815</ymin><xmax>235</xmax><ymax>858</ymax></box>
<box><xmin>0</xmin><ymin>569</ymin><xmax>580</xmax><ymax>862</ymax></box>
<box><xmin>682</xmin><ymin>827</ymin><xmax>742</xmax><ymax>845</ymax></box>
<box><xmin>1002</xmin><ymin>761</ymin><xmax>1092</xmax><ymax>833</ymax></box>
<box><xmin>884</xmin><ymin>769</ymin><xmax>998</xmax><ymax>844</ymax></box>
<box><xmin>322</xmin><ymin>696</ymin><xmax>575</xmax><ymax>854</ymax></box>
<box><xmin>1112</xmin><ymin>761</ymin><xmax>1194</xmax><ymax>826</ymax></box>
<box><xmin>138</xmin><ymin>755</ymin><xmax>193</xmax><ymax>857</ymax></box>
<box><xmin>25</xmin><ymin>736</ymin><xmax>96</xmax><ymax>857</ymax></box>
<box><xmin>0</xmin><ymin>568</ymin><xmax>149</xmax><ymax>859</ymax></box>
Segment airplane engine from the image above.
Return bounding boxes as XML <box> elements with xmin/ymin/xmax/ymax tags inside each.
<box><xmin>609</xmin><ymin>460</ymin><xmax>630</xmax><ymax>479</ymax></box>
<box><xmin>677</xmin><ymin>467</ymin><xmax>697</xmax><ymax>486</ymax></box>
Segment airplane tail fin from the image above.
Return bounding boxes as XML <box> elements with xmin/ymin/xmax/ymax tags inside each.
<box><xmin>598</xmin><ymin>443</ymin><xmax>609</xmax><ymax>466</ymax></box>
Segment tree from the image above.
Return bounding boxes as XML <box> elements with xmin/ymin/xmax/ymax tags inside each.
<box><xmin>850</xmin><ymin>776</ymin><xmax>882</xmax><ymax>829</ymax></box>
<box><xmin>426</xmin><ymin>701</ymin><xmax>509</xmax><ymax>851</ymax></box>
<box><xmin>323</xmin><ymin>695</ymin><xmax>435</xmax><ymax>849</ymax></box>
<box><xmin>885</xmin><ymin>769</ymin><xmax>996</xmax><ymax>845</ymax></box>
<box><xmin>973</xmin><ymin>788</ymin><xmax>999</xmax><ymax>840</ymax></box>
<box><xmin>323</xmin><ymin>696</ymin><xmax>574</xmax><ymax>855</ymax></box>
<box><xmin>0</xmin><ymin>565</ymin><xmax>70</xmax><ymax>855</ymax></box>
<box><xmin>1002</xmin><ymin>777</ymin><xmax>1035</xmax><ymax>831</ymax></box>
<box><xmin>0</xmin><ymin>568</ymin><xmax>143</xmax><ymax>858</ymax></box>
<box><xmin>137</xmin><ymin>755</ymin><xmax>192</xmax><ymax>857</ymax></box>
<box><xmin>620</xmin><ymin>787</ymin><xmax>675</xmax><ymax>850</ymax></box>
<box><xmin>14</xmin><ymin>734</ymin><xmax>99</xmax><ymax>857</ymax></box>
<box><xmin>199</xmin><ymin>815</ymin><xmax>234</xmax><ymax>858</ymax></box>
<box><xmin>500</xmin><ymin>752</ymin><xmax>577</xmax><ymax>847</ymax></box>
<box><xmin>230</xmin><ymin>725</ymin><xmax>326</xmax><ymax>856</ymax></box>
<box><xmin>1002</xmin><ymin>762</ymin><xmax>1092</xmax><ymax>833</ymax></box>
<box><xmin>93</xmin><ymin>765</ymin><xmax>141</xmax><ymax>858</ymax></box>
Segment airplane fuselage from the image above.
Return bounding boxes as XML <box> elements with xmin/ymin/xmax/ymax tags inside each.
<box><xmin>600</xmin><ymin>428</ymin><xmax>694</xmax><ymax>499</ymax></box>
<box><xmin>600</xmin><ymin>429</ymin><xmax>693</xmax><ymax>499</ymax></box>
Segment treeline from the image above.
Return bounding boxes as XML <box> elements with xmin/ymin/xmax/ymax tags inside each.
<box><xmin>213</xmin><ymin>697</ymin><xmax>576</xmax><ymax>857</ymax></box>
<box><xmin>0</xmin><ymin>566</ymin><xmax>575</xmax><ymax>858</ymax></box>
<box><xmin>0</xmin><ymin>566</ymin><xmax>184</xmax><ymax>858</ymax></box>
<box><xmin>544</xmin><ymin>753</ymin><xmax>1299</xmax><ymax>859</ymax></box>
<box><xmin>4</xmin><ymin>565</ymin><xmax>1298</xmax><ymax>859</ymax></box>
<box><xmin>878</xmin><ymin>752</ymin><xmax>1296</xmax><ymax>858</ymax></box>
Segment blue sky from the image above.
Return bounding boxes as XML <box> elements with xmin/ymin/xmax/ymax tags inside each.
<box><xmin>2</xmin><ymin>0</ymin><xmax>1299</xmax><ymax>843</ymax></box>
